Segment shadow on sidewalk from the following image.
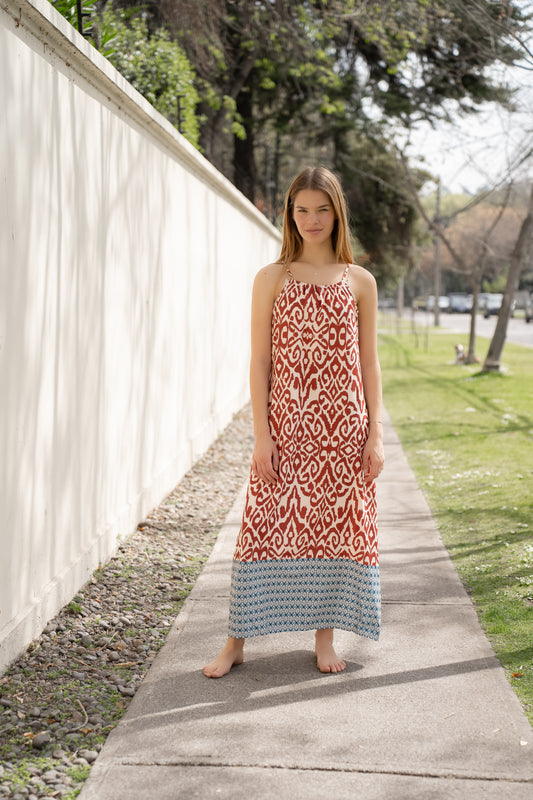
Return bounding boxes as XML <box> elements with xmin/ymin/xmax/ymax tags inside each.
<box><xmin>121</xmin><ymin>651</ymin><xmax>502</xmax><ymax>734</ymax></box>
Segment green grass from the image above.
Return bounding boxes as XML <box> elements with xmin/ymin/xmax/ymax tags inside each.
<box><xmin>378</xmin><ymin>322</ymin><xmax>533</xmax><ymax>725</ymax></box>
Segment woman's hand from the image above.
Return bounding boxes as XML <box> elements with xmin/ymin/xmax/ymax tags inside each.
<box><xmin>362</xmin><ymin>428</ymin><xmax>384</xmax><ymax>484</ymax></box>
<box><xmin>252</xmin><ymin>433</ymin><xmax>279</xmax><ymax>484</ymax></box>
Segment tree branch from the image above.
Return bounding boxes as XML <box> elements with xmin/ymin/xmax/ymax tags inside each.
<box><xmin>398</xmin><ymin>150</ymin><xmax>469</xmax><ymax>272</ymax></box>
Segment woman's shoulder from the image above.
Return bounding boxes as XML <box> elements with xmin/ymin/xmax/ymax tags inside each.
<box><xmin>253</xmin><ymin>262</ymin><xmax>287</xmax><ymax>296</ymax></box>
<box><xmin>255</xmin><ymin>262</ymin><xmax>286</xmax><ymax>282</ymax></box>
<box><xmin>348</xmin><ymin>264</ymin><xmax>377</xmax><ymax>291</ymax></box>
<box><xmin>346</xmin><ymin>263</ymin><xmax>377</xmax><ymax>303</ymax></box>
<box><xmin>346</xmin><ymin>263</ymin><xmax>376</xmax><ymax>283</ymax></box>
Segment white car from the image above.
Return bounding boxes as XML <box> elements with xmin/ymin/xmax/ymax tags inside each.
<box><xmin>426</xmin><ymin>295</ymin><xmax>451</xmax><ymax>311</ymax></box>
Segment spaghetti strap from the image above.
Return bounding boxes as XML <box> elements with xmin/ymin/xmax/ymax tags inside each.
<box><xmin>342</xmin><ymin>263</ymin><xmax>351</xmax><ymax>280</ymax></box>
<box><xmin>286</xmin><ymin>265</ymin><xmax>294</xmax><ymax>279</ymax></box>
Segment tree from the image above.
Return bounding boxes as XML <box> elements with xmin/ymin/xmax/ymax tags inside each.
<box><xmin>335</xmin><ymin>132</ymin><xmax>422</xmax><ymax>288</ymax></box>
<box><xmin>50</xmin><ymin>1</ymin><xmax>200</xmax><ymax>147</ymax></box>
<box><xmin>483</xmin><ymin>185</ymin><xmax>533</xmax><ymax>371</ymax></box>
<box><xmin>52</xmin><ymin>0</ymin><xmax>533</xmax><ymax>283</ymax></box>
<box><xmin>401</xmin><ymin>153</ymin><xmax>517</xmax><ymax>361</ymax></box>
<box><xmin>159</xmin><ymin>1</ymin><xmax>349</xmax><ymax>199</ymax></box>
<box><xmin>418</xmin><ymin>199</ymin><xmax>523</xmax><ymax>289</ymax></box>
<box><xmin>157</xmin><ymin>0</ymin><xmax>531</xmax><ymax>201</ymax></box>
<box><xmin>101</xmin><ymin>10</ymin><xmax>200</xmax><ymax>146</ymax></box>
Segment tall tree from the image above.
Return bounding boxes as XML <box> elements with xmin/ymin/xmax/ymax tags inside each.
<box><xmin>483</xmin><ymin>185</ymin><xmax>533</xmax><ymax>372</ymax></box>
<box><xmin>158</xmin><ymin>1</ymin><xmax>530</xmax><ymax>200</ymax></box>
<box><xmin>80</xmin><ymin>0</ymin><xmax>532</xmax><ymax>276</ymax></box>
<box><xmin>335</xmin><ymin>131</ymin><xmax>422</xmax><ymax>287</ymax></box>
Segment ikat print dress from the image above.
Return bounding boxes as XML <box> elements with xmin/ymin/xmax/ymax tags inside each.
<box><xmin>228</xmin><ymin>264</ymin><xmax>381</xmax><ymax>640</ymax></box>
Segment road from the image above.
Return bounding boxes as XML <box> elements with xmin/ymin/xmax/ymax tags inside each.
<box><xmin>405</xmin><ymin>310</ymin><xmax>533</xmax><ymax>349</ymax></box>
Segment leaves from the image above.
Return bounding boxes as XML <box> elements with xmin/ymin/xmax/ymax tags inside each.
<box><xmin>49</xmin><ymin>2</ymin><xmax>200</xmax><ymax>147</ymax></box>
<box><xmin>100</xmin><ymin>11</ymin><xmax>200</xmax><ymax>146</ymax></box>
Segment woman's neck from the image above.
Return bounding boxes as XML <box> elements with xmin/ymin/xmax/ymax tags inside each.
<box><xmin>299</xmin><ymin>241</ymin><xmax>337</xmax><ymax>268</ymax></box>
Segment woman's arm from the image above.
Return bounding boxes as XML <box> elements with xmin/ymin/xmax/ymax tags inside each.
<box><xmin>350</xmin><ymin>267</ymin><xmax>385</xmax><ymax>483</ymax></box>
<box><xmin>249</xmin><ymin>264</ymin><xmax>283</xmax><ymax>484</ymax></box>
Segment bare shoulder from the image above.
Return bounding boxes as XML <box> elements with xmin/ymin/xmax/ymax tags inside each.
<box><xmin>255</xmin><ymin>261</ymin><xmax>285</xmax><ymax>284</ymax></box>
<box><xmin>346</xmin><ymin>264</ymin><xmax>377</xmax><ymax>302</ymax></box>
<box><xmin>253</xmin><ymin>262</ymin><xmax>287</xmax><ymax>299</ymax></box>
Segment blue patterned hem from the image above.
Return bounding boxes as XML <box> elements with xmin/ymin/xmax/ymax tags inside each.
<box><xmin>228</xmin><ymin>558</ymin><xmax>381</xmax><ymax>640</ymax></box>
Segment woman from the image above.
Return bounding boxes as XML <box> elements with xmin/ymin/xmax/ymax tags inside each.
<box><xmin>203</xmin><ymin>166</ymin><xmax>384</xmax><ymax>678</ymax></box>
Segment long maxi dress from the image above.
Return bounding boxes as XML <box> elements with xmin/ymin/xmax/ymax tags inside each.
<box><xmin>228</xmin><ymin>264</ymin><xmax>381</xmax><ymax>640</ymax></box>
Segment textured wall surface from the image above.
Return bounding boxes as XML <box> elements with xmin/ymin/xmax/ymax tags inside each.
<box><xmin>0</xmin><ymin>0</ymin><xmax>280</xmax><ymax>672</ymax></box>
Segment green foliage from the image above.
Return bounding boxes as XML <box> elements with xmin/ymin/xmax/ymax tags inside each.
<box><xmin>49</xmin><ymin>1</ymin><xmax>200</xmax><ymax>147</ymax></box>
<box><xmin>354</xmin><ymin>0</ymin><xmax>526</xmax><ymax>120</ymax></box>
<box><xmin>52</xmin><ymin>0</ymin><xmax>95</xmax><ymax>32</ymax></box>
<box><xmin>422</xmin><ymin>191</ymin><xmax>475</xmax><ymax>221</ymax></box>
<box><xmin>156</xmin><ymin>0</ymin><xmax>532</xmax><ymax>234</ymax></box>
<box><xmin>66</xmin><ymin>599</ymin><xmax>82</xmax><ymax>615</ymax></box>
<box><xmin>336</xmin><ymin>131</ymin><xmax>422</xmax><ymax>285</ymax></box>
<box><xmin>483</xmin><ymin>273</ymin><xmax>509</xmax><ymax>293</ymax></box>
<box><xmin>49</xmin><ymin>0</ymin><xmax>533</xmax><ymax>262</ymax></box>
<box><xmin>101</xmin><ymin>10</ymin><xmax>199</xmax><ymax>146</ymax></box>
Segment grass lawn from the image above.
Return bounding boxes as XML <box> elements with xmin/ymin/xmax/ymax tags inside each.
<box><xmin>378</xmin><ymin>316</ymin><xmax>533</xmax><ymax>725</ymax></box>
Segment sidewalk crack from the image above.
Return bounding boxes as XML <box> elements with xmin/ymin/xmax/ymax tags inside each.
<box><xmin>112</xmin><ymin>758</ymin><xmax>533</xmax><ymax>784</ymax></box>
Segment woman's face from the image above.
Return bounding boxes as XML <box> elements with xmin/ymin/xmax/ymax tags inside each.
<box><xmin>292</xmin><ymin>189</ymin><xmax>336</xmax><ymax>247</ymax></box>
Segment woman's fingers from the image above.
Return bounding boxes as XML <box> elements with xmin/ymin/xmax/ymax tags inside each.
<box><xmin>362</xmin><ymin>452</ymin><xmax>370</xmax><ymax>480</ymax></box>
<box><xmin>363</xmin><ymin>447</ymin><xmax>384</xmax><ymax>483</ymax></box>
<box><xmin>272</xmin><ymin>446</ymin><xmax>280</xmax><ymax>473</ymax></box>
<box><xmin>252</xmin><ymin>442</ymin><xmax>279</xmax><ymax>484</ymax></box>
<box><xmin>255</xmin><ymin>460</ymin><xmax>278</xmax><ymax>483</ymax></box>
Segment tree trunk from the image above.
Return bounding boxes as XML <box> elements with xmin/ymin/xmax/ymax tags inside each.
<box><xmin>397</xmin><ymin>274</ymin><xmax>404</xmax><ymax>320</ymax></box>
<box><xmin>433</xmin><ymin>181</ymin><xmax>441</xmax><ymax>327</ymax></box>
<box><xmin>233</xmin><ymin>90</ymin><xmax>256</xmax><ymax>202</ymax></box>
<box><xmin>483</xmin><ymin>184</ymin><xmax>533</xmax><ymax>372</ymax></box>
<box><xmin>466</xmin><ymin>276</ymin><xmax>481</xmax><ymax>363</ymax></box>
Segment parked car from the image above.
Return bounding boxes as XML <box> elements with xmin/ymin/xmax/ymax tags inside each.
<box><xmin>378</xmin><ymin>296</ymin><xmax>397</xmax><ymax>309</ymax></box>
<box><xmin>483</xmin><ymin>293</ymin><xmax>503</xmax><ymax>317</ymax></box>
<box><xmin>525</xmin><ymin>292</ymin><xmax>533</xmax><ymax>323</ymax></box>
<box><xmin>514</xmin><ymin>290</ymin><xmax>533</xmax><ymax>322</ymax></box>
<box><xmin>482</xmin><ymin>293</ymin><xmax>516</xmax><ymax>318</ymax></box>
<box><xmin>447</xmin><ymin>293</ymin><xmax>473</xmax><ymax>313</ymax></box>
<box><xmin>426</xmin><ymin>295</ymin><xmax>451</xmax><ymax>311</ymax></box>
<box><xmin>478</xmin><ymin>293</ymin><xmax>491</xmax><ymax>314</ymax></box>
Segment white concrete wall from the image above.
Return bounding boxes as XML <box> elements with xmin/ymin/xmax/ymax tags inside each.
<box><xmin>0</xmin><ymin>0</ymin><xmax>281</xmax><ymax>672</ymax></box>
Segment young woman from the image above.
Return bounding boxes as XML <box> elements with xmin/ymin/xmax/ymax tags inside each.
<box><xmin>203</xmin><ymin>166</ymin><xmax>384</xmax><ymax>678</ymax></box>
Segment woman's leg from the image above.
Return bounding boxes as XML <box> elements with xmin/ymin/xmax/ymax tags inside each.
<box><xmin>315</xmin><ymin>628</ymin><xmax>346</xmax><ymax>673</ymax></box>
<box><xmin>203</xmin><ymin>637</ymin><xmax>245</xmax><ymax>678</ymax></box>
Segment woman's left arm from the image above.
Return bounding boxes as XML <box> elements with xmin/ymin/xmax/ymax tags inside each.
<box><xmin>353</xmin><ymin>267</ymin><xmax>384</xmax><ymax>483</ymax></box>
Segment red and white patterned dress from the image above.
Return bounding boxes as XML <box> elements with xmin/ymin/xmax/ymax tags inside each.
<box><xmin>228</xmin><ymin>265</ymin><xmax>381</xmax><ymax>639</ymax></box>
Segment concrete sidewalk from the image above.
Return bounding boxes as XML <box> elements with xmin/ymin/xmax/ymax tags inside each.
<box><xmin>79</xmin><ymin>414</ymin><xmax>532</xmax><ymax>799</ymax></box>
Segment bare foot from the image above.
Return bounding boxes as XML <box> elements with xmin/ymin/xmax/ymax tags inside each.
<box><xmin>315</xmin><ymin>629</ymin><xmax>346</xmax><ymax>674</ymax></box>
<box><xmin>203</xmin><ymin>637</ymin><xmax>244</xmax><ymax>678</ymax></box>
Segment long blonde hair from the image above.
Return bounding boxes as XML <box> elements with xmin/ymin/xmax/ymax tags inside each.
<box><xmin>278</xmin><ymin>166</ymin><xmax>353</xmax><ymax>266</ymax></box>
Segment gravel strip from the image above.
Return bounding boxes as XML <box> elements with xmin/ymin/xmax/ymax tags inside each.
<box><xmin>0</xmin><ymin>404</ymin><xmax>253</xmax><ymax>799</ymax></box>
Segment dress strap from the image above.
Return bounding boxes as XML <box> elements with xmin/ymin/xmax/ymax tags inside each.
<box><xmin>286</xmin><ymin>265</ymin><xmax>295</xmax><ymax>279</ymax></box>
<box><xmin>342</xmin><ymin>264</ymin><xmax>351</xmax><ymax>281</ymax></box>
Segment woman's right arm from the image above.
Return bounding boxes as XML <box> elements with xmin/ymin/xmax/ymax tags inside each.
<box><xmin>249</xmin><ymin>265</ymin><xmax>282</xmax><ymax>484</ymax></box>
